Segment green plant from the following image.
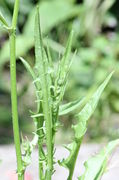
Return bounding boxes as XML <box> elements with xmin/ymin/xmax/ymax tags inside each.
<box><xmin>0</xmin><ymin>0</ymin><xmax>118</xmax><ymax>141</ymax></box>
<box><xmin>0</xmin><ymin>1</ymin><xmax>119</xmax><ymax>180</ymax></box>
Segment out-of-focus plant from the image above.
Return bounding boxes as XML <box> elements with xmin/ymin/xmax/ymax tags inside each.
<box><xmin>78</xmin><ymin>0</ymin><xmax>115</xmax><ymax>40</ymax></box>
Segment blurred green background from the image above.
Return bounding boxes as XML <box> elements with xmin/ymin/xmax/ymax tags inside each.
<box><xmin>1</xmin><ymin>0</ymin><xmax>119</xmax><ymax>143</ymax></box>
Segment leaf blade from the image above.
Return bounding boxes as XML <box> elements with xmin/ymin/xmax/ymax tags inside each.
<box><xmin>79</xmin><ymin>139</ymin><xmax>119</xmax><ymax>180</ymax></box>
<box><xmin>73</xmin><ymin>71</ymin><xmax>114</xmax><ymax>140</ymax></box>
<box><xmin>59</xmin><ymin>72</ymin><xmax>113</xmax><ymax>180</ymax></box>
<box><xmin>59</xmin><ymin>97</ymin><xmax>85</xmax><ymax>116</ymax></box>
<box><xmin>20</xmin><ymin>57</ymin><xmax>36</xmax><ymax>81</ymax></box>
<box><xmin>0</xmin><ymin>12</ymin><xmax>9</xmax><ymax>27</ymax></box>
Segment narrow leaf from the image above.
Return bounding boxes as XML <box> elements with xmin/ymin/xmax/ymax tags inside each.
<box><xmin>59</xmin><ymin>97</ymin><xmax>85</xmax><ymax>116</ymax></box>
<box><xmin>20</xmin><ymin>57</ymin><xmax>41</xmax><ymax>106</ymax></box>
<box><xmin>79</xmin><ymin>139</ymin><xmax>119</xmax><ymax>180</ymax></box>
<box><xmin>34</xmin><ymin>6</ymin><xmax>44</xmax><ymax>73</ymax></box>
<box><xmin>60</xmin><ymin>30</ymin><xmax>74</xmax><ymax>69</ymax></box>
<box><xmin>73</xmin><ymin>71</ymin><xmax>113</xmax><ymax>140</ymax></box>
<box><xmin>20</xmin><ymin>57</ymin><xmax>36</xmax><ymax>81</ymax></box>
<box><xmin>54</xmin><ymin>31</ymin><xmax>74</xmax><ymax>107</ymax></box>
<box><xmin>35</xmin><ymin>7</ymin><xmax>53</xmax><ymax>177</ymax></box>
<box><xmin>31</xmin><ymin>113</ymin><xmax>44</xmax><ymax>118</ymax></box>
<box><xmin>59</xmin><ymin>72</ymin><xmax>113</xmax><ymax>180</ymax></box>
<box><xmin>56</xmin><ymin>30</ymin><xmax>73</xmax><ymax>82</ymax></box>
<box><xmin>0</xmin><ymin>12</ymin><xmax>9</xmax><ymax>27</ymax></box>
<box><xmin>46</xmin><ymin>41</ymin><xmax>53</xmax><ymax>69</ymax></box>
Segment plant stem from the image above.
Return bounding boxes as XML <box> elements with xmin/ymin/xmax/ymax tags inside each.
<box><xmin>41</xmin><ymin>52</ymin><xmax>53</xmax><ymax>180</ymax></box>
<box><xmin>34</xmin><ymin>82</ymin><xmax>44</xmax><ymax>179</ymax></box>
<box><xmin>43</xmin><ymin>91</ymin><xmax>53</xmax><ymax>180</ymax></box>
<box><xmin>37</xmin><ymin>114</ymin><xmax>44</xmax><ymax>179</ymax></box>
<box><xmin>67</xmin><ymin>139</ymin><xmax>82</xmax><ymax>180</ymax></box>
<box><xmin>12</xmin><ymin>0</ymin><xmax>20</xmax><ymax>28</ymax></box>
<box><xmin>34</xmin><ymin>9</ymin><xmax>53</xmax><ymax>179</ymax></box>
<box><xmin>41</xmin><ymin>65</ymin><xmax>53</xmax><ymax>180</ymax></box>
<box><xmin>10</xmin><ymin>0</ymin><xmax>23</xmax><ymax>179</ymax></box>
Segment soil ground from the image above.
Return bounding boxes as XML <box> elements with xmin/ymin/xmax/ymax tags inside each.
<box><xmin>0</xmin><ymin>144</ymin><xmax>119</xmax><ymax>180</ymax></box>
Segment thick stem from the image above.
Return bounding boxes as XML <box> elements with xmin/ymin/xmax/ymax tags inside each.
<box><xmin>10</xmin><ymin>0</ymin><xmax>23</xmax><ymax>179</ymax></box>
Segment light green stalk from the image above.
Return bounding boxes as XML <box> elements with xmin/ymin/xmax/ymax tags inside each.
<box><xmin>9</xmin><ymin>0</ymin><xmax>23</xmax><ymax>179</ymax></box>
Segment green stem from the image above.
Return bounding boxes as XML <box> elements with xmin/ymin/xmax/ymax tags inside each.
<box><xmin>67</xmin><ymin>139</ymin><xmax>83</xmax><ymax>180</ymax></box>
<box><xmin>34</xmin><ymin>9</ymin><xmax>53</xmax><ymax>179</ymax></box>
<box><xmin>37</xmin><ymin>115</ymin><xmax>44</xmax><ymax>179</ymax></box>
<box><xmin>10</xmin><ymin>0</ymin><xmax>23</xmax><ymax>179</ymax></box>
<box><xmin>38</xmin><ymin>135</ymin><xmax>44</xmax><ymax>179</ymax></box>
<box><xmin>35</xmin><ymin>84</ymin><xmax>44</xmax><ymax>179</ymax></box>
<box><xmin>42</xmin><ymin>71</ymin><xmax>53</xmax><ymax>180</ymax></box>
<box><xmin>12</xmin><ymin>0</ymin><xmax>20</xmax><ymax>28</ymax></box>
<box><xmin>67</xmin><ymin>144</ymin><xmax>80</xmax><ymax>180</ymax></box>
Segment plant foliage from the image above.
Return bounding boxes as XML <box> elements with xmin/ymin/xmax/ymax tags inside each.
<box><xmin>1</xmin><ymin>1</ymin><xmax>119</xmax><ymax>180</ymax></box>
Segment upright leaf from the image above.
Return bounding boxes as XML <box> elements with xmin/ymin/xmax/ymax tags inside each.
<box><xmin>23</xmin><ymin>1</ymin><xmax>80</xmax><ymax>35</ymax></box>
<box><xmin>20</xmin><ymin>57</ymin><xmax>41</xmax><ymax>110</ymax></box>
<box><xmin>54</xmin><ymin>30</ymin><xmax>73</xmax><ymax>106</ymax></box>
<box><xmin>20</xmin><ymin>57</ymin><xmax>36</xmax><ymax>81</ymax></box>
<box><xmin>34</xmin><ymin>7</ymin><xmax>44</xmax><ymax>73</ymax></box>
<box><xmin>0</xmin><ymin>12</ymin><xmax>9</xmax><ymax>27</ymax></box>
<box><xmin>34</xmin><ymin>7</ymin><xmax>53</xmax><ymax>178</ymax></box>
<box><xmin>59</xmin><ymin>72</ymin><xmax>113</xmax><ymax>180</ymax></box>
<box><xmin>73</xmin><ymin>71</ymin><xmax>114</xmax><ymax>140</ymax></box>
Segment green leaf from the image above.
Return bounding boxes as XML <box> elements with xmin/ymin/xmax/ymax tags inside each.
<box><xmin>0</xmin><ymin>12</ymin><xmax>9</xmax><ymax>27</ymax></box>
<box><xmin>46</xmin><ymin>42</ymin><xmax>54</xmax><ymax>82</ymax></box>
<box><xmin>22</xmin><ymin>134</ymin><xmax>38</xmax><ymax>171</ymax></box>
<box><xmin>59</xmin><ymin>72</ymin><xmax>113</xmax><ymax>180</ymax></box>
<box><xmin>20</xmin><ymin>57</ymin><xmax>41</xmax><ymax>108</ymax></box>
<box><xmin>34</xmin><ymin>7</ymin><xmax>49</xmax><ymax>79</ymax></box>
<box><xmin>23</xmin><ymin>0</ymin><xmax>80</xmax><ymax>35</ymax></box>
<box><xmin>20</xmin><ymin>57</ymin><xmax>36</xmax><ymax>81</ymax></box>
<box><xmin>57</xmin><ymin>30</ymin><xmax>74</xmax><ymax>79</ymax></box>
<box><xmin>55</xmin><ymin>30</ymin><xmax>74</xmax><ymax>104</ymax></box>
<box><xmin>0</xmin><ymin>2</ymin><xmax>12</xmax><ymax>26</ymax></box>
<box><xmin>35</xmin><ymin>8</ymin><xmax>53</xmax><ymax>177</ymax></box>
<box><xmin>79</xmin><ymin>139</ymin><xmax>119</xmax><ymax>180</ymax></box>
<box><xmin>0</xmin><ymin>0</ymin><xmax>81</xmax><ymax>69</ymax></box>
<box><xmin>59</xmin><ymin>97</ymin><xmax>85</xmax><ymax>116</ymax></box>
<box><xmin>34</xmin><ymin>7</ymin><xmax>43</xmax><ymax>72</ymax></box>
<box><xmin>73</xmin><ymin>71</ymin><xmax>114</xmax><ymax>140</ymax></box>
